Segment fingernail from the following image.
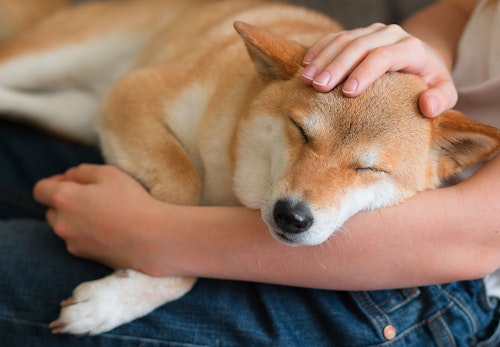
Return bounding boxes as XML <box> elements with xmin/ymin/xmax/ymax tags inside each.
<box><xmin>302</xmin><ymin>51</ymin><xmax>314</xmax><ymax>65</ymax></box>
<box><xmin>342</xmin><ymin>78</ymin><xmax>358</xmax><ymax>95</ymax></box>
<box><xmin>313</xmin><ymin>71</ymin><xmax>331</xmax><ymax>87</ymax></box>
<box><xmin>301</xmin><ymin>65</ymin><xmax>318</xmax><ymax>81</ymax></box>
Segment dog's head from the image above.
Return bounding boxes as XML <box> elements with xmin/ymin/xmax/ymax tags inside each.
<box><xmin>233</xmin><ymin>22</ymin><xmax>500</xmax><ymax>246</ymax></box>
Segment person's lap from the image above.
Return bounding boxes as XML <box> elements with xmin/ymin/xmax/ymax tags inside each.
<box><xmin>0</xmin><ymin>119</ymin><xmax>104</xmax><ymax>220</ymax></box>
<box><xmin>1</xmin><ymin>119</ymin><xmax>499</xmax><ymax>346</ymax></box>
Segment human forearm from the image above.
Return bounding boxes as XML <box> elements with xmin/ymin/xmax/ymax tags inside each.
<box><xmin>402</xmin><ymin>0</ymin><xmax>477</xmax><ymax>69</ymax></box>
<box><xmin>145</xmin><ymin>156</ymin><xmax>499</xmax><ymax>290</ymax></box>
<box><xmin>35</xmin><ymin>157</ymin><xmax>499</xmax><ymax>291</ymax></box>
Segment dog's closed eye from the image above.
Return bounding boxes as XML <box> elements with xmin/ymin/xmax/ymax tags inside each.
<box><xmin>354</xmin><ymin>149</ymin><xmax>388</xmax><ymax>174</ymax></box>
<box><xmin>355</xmin><ymin>167</ymin><xmax>387</xmax><ymax>174</ymax></box>
<box><xmin>289</xmin><ymin>118</ymin><xmax>309</xmax><ymax>143</ymax></box>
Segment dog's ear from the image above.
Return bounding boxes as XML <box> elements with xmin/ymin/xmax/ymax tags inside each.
<box><xmin>234</xmin><ymin>21</ymin><xmax>306</xmax><ymax>80</ymax></box>
<box><xmin>431</xmin><ymin>110</ymin><xmax>500</xmax><ymax>180</ymax></box>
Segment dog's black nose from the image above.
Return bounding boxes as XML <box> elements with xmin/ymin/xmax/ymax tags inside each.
<box><xmin>273</xmin><ymin>198</ymin><xmax>313</xmax><ymax>235</ymax></box>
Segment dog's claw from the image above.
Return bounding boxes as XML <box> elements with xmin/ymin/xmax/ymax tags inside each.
<box><xmin>115</xmin><ymin>269</ymin><xmax>130</xmax><ymax>278</ymax></box>
<box><xmin>60</xmin><ymin>297</ymin><xmax>76</xmax><ymax>307</ymax></box>
<box><xmin>50</xmin><ymin>320</ymin><xmax>90</xmax><ymax>336</ymax></box>
<box><xmin>49</xmin><ymin>319</ymin><xmax>65</xmax><ymax>334</ymax></box>
<box><xmin>50</xmin><ymin>297</ymin><xmax>78</xmax><ymax>334</ymax></box>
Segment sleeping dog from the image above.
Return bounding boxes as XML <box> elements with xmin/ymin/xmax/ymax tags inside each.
<box><xmin>0</xmin><ymin>0</ymin><xmax>499</xmax><ymax>335</ymax></box>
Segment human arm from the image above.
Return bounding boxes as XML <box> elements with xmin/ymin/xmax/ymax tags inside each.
<box><xmin>31</xmin><ymin>0</ymin><xmax>499</xmax><ymax>291</ymax></box>
<box><xmin>33</xmin><ymin>155</ymin><xmax>500</xmax><ymax>290</ymax></box>
<box><xmin>302</xmin><ymin>0</ymin><xmax>477</xmax><ymax>117</ymax></box>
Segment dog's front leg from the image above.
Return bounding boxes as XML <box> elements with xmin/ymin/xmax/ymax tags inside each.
<box><xmin>50</xmin><ymin>69</ymin><xmax>204</xmax><ymax>335</ymax></box>
<box><xmin>50</xmin><ymin>270</ymin><xmax>196</xmax><ymax>335</ymax></box>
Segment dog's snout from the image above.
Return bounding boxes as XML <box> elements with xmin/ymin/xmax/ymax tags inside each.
<box><xmin>273</xmin><ymin>198</ymin><xmax>313</xmax><ymax>235</ymax></box>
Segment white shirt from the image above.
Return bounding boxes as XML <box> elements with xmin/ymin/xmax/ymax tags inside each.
<box><xmin>452</xmin><ymin>0</ymin><xmax>500</xmax><ymax>297</ymax></box>
<box><xmin>453</xmin><ymin>0</ymin><xmax>500</xmax><ymax>129</ymax></box>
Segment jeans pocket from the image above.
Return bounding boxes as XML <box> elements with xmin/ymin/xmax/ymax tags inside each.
<box><xmin>351</xmin><ymin>288</ymin><xmax>429</xmax><ymax>346</ymax></box>
<box><xmin>352</xmin><ymin>282</ymin><xmax>500</xmax><ymax>347</ymax></box>
<box><xmin>353</xmin><ymin>287</ymin><xmax>424</xmax><ymax>334</ymax></box>
<box><xmin>361</xmin><ymin>288</ymin><xmax>421</xmax><ymax>313</ymax></box>
<box><xmin>355</xmin><ymin>286</ymin><xmax>463</xmax><ymax>346</ymax></box>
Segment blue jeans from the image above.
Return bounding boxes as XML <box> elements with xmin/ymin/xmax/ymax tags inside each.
<box><xmin>1</xmin><ymin>119</ymin><xmax>500</xmax><ymax>346</ymax></box>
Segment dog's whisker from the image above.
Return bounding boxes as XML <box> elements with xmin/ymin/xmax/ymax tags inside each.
<box><xmin>313</xmin><ymin>252</ymin><xmax>328</xmax><ymax>271</ymax></box>
<box><xmin>335</xmin><ymin>225</ymin><xmax>352</xmax><ymax>240</ymax></box>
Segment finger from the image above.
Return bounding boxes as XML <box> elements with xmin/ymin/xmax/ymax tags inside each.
<box><xmin>309</xmin><ymin>24</ymin><xmax>410</xmax><ymax>92</ymax></box>
<box><xmin>63</xmin><ymin>164</ymin><xmax>111</xmax><ymax>184</ymax></box>
<box><xmin>45</xmin><ymin>207</ymin><xmax>57</xmax><ymax>228</ymax></box>
<box><xmin>302</xmin><ymin>24</ymin><xmax>386</xmax><ymax>84</ymax></box>
<box><xmin>340</xmin><ymin>36</ymin><xmax>426</xmax><ymax>96</ymax></box>
<box><xmin>33</xmin><ymin>176</ymin><xmax>65</xmax><ymax>206</ymax></box>
<box><xmin>304</xmin><ymin>23</ymin><xmax>387</xmax><ymax>66</ymax></box>
<box><xmin>301</xmin><ymin>33</ymin><xmax>346</xmax><ymax>86</ymax></box>
<box><xmin>302</xmin><ymin>32</ymin><xmax>339</xmax><ymax>65</ymax></box>
<box><xmin>46</xmin><ymin>208</ymin><xmax>69</xmax><ymax>242</ymax></box>
<box><xmin>419</xmin><ymin>81</ymin><xmax>458</xmax><ymax>118</ymax></box>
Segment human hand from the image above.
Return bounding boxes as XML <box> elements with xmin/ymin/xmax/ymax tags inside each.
<box><xmin>301</xmin><ymin>23</ymin><xmax>457</xmax><ymax>117</ymax></box>
<box><xmin>33</xmin><ymin>164</ymin><xmax>168</xmax><ymax>271</ymax></box>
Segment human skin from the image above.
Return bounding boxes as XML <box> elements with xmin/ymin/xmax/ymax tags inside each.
<box><xmin>33</xmin><ymin>0</ymin><xmax>500</xmax><ymax>290</ymax></box>
<box><xmin>34</xmin><ymin>153</ymin><xmax>499</xmax><ymax>290</ymax></box>
<box><xmin>301</xmin><ymin>0</ymin><xmax>476</xmax><ymax>117</ymax></box>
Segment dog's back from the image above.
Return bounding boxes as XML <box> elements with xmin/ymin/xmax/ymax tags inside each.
<box><xmin>0</xmin><ymin>0</ymin><xmax>340</xmax><ymax>141</ymax></box>
<box><xmin>0</xmin><ymin>0</ymin><xmax>68</xmax><ymax>42</ymax></box>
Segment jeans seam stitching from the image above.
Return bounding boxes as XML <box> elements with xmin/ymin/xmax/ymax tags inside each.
<box><xmin>441</xmin><ymin>286</ymin><xmax>478</xmax><ymax>333</ymax></box>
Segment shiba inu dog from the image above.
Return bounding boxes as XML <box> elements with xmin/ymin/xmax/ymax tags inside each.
<box><xmin>0</xmin><ymin>0</ymin><xmax>499</xmax><ymax>335</ymax></box>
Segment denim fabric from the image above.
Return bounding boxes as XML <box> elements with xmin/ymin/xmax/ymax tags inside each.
<box><xmin>1</xmin><ymin>119</ymin><xmax>499</xmax><ymax>346</ymax></box>
<box><xmin>0</xmin><ymin>120</ymin><xmax>103</xmax><ymax>220</ymax></box>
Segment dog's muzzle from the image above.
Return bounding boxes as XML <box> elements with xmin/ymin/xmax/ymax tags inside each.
<box><xmin>272</xmin><ymin>197</ymin><xmax>313</xmax><ymax>242</ymax></box>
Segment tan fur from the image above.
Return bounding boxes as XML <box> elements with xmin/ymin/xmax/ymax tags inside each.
<box><xmin>1</xmin><ymin>0</ymin><xmax>499</xmax><ymax>335</ymax></box>
<box><xmin>0</xmin><ymin>0</ymin><xmax>68</xmax><ymax>42</ymax></box>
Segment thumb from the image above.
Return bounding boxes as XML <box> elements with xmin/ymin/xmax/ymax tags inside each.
<box><xmin>62</xmin><ymin>164</ymin><xmax>110</xmax><ymax>184</ymax></box>
<box><xmin>419</xmin><ymin>79</ymin><xmax>458</xmax><ymax>118</ymax></box>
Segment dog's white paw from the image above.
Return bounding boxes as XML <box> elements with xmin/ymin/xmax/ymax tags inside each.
<box><xmin>50</xmin><ymin>270</ymin><xmax>196</xmax><ymax>335</ymax></box>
